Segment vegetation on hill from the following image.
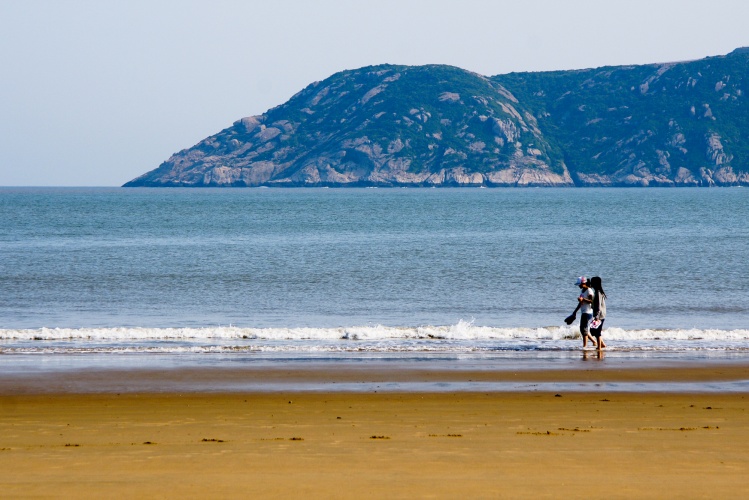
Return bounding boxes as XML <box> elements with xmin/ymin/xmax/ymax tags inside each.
<box><xmin>125</xmin><ymin>48</ymin><xmax>749</xmax><ymax>187</ymax></box>
<box><xmin>495</xmin><ymin>47</ymin><xmax>749</xmax><ymax>186</ymax></box>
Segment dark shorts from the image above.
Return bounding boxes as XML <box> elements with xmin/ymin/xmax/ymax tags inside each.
<box><xmin>590</xmin><ymin>318</ymin><xmax>605</xmax><ymax>337</ymax></box>
<box><xmin>580</xmin><ymin>313</ymin><xmax>593</xmax><ymax>335</ymax></box>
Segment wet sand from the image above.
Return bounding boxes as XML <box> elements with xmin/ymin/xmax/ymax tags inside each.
<box><xmin>2</xmin><ymin>361</ymin><xmax>749</xmax><ymax>394</ymax></box>
<box><xmin>1</xmin><ymin>365</ymin><xmax>749</xmax><ymax>498</ymax></box>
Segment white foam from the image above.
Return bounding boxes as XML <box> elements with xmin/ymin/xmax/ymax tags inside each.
<box><xmin>2</xmin><ymin>323</ymin><xmax>748</xmax><ymax>342</ymax></box>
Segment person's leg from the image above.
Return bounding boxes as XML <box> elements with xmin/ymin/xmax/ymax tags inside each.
<box><xmin>580</xmin><ymin>314</ymin><xmax>594</xmax><ymax>347</ymax></box>
<box><xmin>580</xmin><ymin>319</ymin><xmax>587</xmax><ymax>347</ymax></box>
<box><xmin>596</xmin><ymin>319</ymin><xmax>606</xmax><ymax>351</ymax></box>
<box><xmin>593</xmin><ymin>320</ymin><xmax>606</xmax><ymax>350</ymax></box>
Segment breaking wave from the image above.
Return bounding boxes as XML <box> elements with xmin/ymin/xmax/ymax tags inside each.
<box><xmin>2</xmin><ymin>320</ymin><xmax>749</xmax><ymax>342</ymax></box>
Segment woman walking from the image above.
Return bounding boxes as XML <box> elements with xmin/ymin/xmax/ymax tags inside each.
<box><xmin>589</xmin><ymin>276</ymin><xmax>607</xmax><ymax>351</ymax></box>
<box><xmin>568</xmin><ymin>277</ymin><xmax>597</xmax><ymax>348</ymax></box>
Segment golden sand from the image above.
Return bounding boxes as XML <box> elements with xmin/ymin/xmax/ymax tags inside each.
<box><xmin>1</xmin><ymin>384</ymin><xmax>748</xmax><ymax>498</ymax></box>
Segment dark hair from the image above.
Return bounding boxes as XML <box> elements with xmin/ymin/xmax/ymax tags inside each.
<box><xmin>589</xmin><ymin>276</ymin><xmax>607</xmax><ymax>299</ymax></box>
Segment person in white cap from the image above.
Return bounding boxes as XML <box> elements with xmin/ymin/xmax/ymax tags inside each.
<box><xmin>575</xmin><ymin>276</ymin><xmax>597</xmax><ymax>347</ymax></box>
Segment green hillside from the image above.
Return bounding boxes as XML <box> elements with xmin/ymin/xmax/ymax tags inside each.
<box><xmin>125</xmin><ymin>48</ymin><xmax>749</xmax><ymax>187</ymax></box>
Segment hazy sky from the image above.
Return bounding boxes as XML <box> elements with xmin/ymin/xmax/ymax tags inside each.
<box><xmin>1</xmin><ymin>0</ymin><xmax>748</xmax><ymax>186</ymax></box>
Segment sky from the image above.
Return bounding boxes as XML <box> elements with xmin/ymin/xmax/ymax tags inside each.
<box><xmin>1</xmin><ymin>0</ymin><xmax>748</xmax><ymax>186</ymax></box>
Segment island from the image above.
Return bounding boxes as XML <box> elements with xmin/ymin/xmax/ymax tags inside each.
<box><xmin>125</xmin><ymin>48</ymin><xmax>749</xmax><ymax>187</ymax></box>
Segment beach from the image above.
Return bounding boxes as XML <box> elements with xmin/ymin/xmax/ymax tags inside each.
<box><xmin>2</xmin><ymin>365</ymin><xmax>748</xmax><ymax>498</ymax></box>
<box><xmin>2</xmin><ymin>188</ymin><xmax>749</xmax><ymax>497</ymax></box>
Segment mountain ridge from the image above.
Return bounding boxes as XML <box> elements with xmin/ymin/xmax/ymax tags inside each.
<box><xmin>125</xmin><ymin>49</ymin><xmax>749</xmax><ymax>187</ymax></box>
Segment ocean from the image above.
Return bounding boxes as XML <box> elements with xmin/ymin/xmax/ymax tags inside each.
<box><xmin>1</xmin><ymin>186</ymin><xmax>748</xmax><ymax>381</ymax></box>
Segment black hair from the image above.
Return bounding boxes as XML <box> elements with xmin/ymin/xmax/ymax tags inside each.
<box><xmin>589</xmin><ymin>276</ymin><xmax>607</xmax><ymax>299</ymax></box>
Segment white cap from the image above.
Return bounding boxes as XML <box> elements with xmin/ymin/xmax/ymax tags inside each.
<box><xmin>575</xmin><ymin>276</ymin><xmax>587</xmax><ymax>286</ymax></box>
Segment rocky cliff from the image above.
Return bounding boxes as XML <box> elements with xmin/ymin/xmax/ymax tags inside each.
<box><xmin>125</xmin><ymin>48</ymin><xmax>749</xmax><ymax>187</ymax></box>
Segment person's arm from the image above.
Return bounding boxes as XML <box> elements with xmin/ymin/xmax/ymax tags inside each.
<box><xmin>564</xmin><ymin>301</ymin><xmax>581</xmax><ymax>324</ymax></box>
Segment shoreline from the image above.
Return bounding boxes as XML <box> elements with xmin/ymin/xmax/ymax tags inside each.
<box><xmin>2</xmin><ymin>361</ymin><xmax>749</xmax><ymax>395</ymax></box>
<box><xmin>3</xmin><ymin>361</ymin><xmax>748</xmax><ymax>497</ymax></box>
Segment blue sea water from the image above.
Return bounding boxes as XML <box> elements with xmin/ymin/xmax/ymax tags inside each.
<box><xmin>1</xmin><ymin>187</ymin><xmax>748</xmax><ymax>368</ymax></box>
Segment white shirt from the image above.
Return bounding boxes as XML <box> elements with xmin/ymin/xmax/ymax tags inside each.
<box><xmin>579</xmin><ymin>287</ymin><xmax>594</xmax><ymax>315</ymax></box>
